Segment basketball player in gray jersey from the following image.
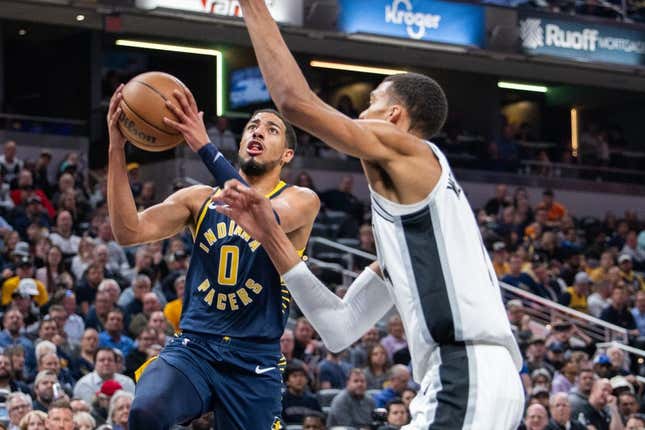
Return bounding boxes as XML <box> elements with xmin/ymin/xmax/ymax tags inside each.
<box><xmin>216</xmin><ymin>1</ymin><xmax>526</xmax><ymax>428</ymax></box>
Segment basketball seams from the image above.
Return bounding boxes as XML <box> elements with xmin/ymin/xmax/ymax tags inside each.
<box><xmin>120</xmin><ymin>98</ymin><xmax>180</xmax><ymax>137</ymax></box>
<box><xmin>132</xmin><ymin>79</ymin><xmax>170</xmax><ymax>102</ymax></box>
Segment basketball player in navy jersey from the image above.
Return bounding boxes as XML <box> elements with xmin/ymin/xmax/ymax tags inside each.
<box><xmin>106</xmin><ymin>85</ymin><xmax>319</xmax><ymax>429</ymax></box>
<box><xmin>226</xmin><ymin>1</ymin><xmax>526</xmax><ymax>428</ymax></box>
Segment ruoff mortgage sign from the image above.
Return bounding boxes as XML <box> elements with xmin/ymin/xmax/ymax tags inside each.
<box><xmin>136</xmin><ymin>0</ymin><xmax>303</xmax><ymax>26</ymax></box>
<box><xmin>519</xmin><ymin>12</ymin><xmax>645</xmax><ymax>67</ymax></box>
<box><xmin>337</xmin><ymin>0</ymin><xmax>486</xmax><ymax>47</ymax></box>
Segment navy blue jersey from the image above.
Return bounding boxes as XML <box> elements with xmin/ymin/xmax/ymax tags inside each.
<box><xmin>180</xmin><ymin>181</ymin><xmax>295</xmax><ymax>342</ymax></box>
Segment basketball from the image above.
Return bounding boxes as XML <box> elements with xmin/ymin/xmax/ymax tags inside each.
<box><xmin>118</xmin><ymin>71</ymin><xmax>186</xmax><ymax>152</ymax></box>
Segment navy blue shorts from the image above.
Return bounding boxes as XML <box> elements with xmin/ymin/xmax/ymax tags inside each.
<box><xmin>136</xmin><ymin>331</ymin><xmax>284</xmax><ymax>430</ymax></box>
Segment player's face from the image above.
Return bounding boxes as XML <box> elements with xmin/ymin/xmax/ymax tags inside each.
<box><xmin>359</xmin><ymin>81</ymin><xmax>396</xmax><ymax>122</ymax></box>
<box><xmin>238</xmin><ymin>112</ymin><xmax>294</xmax><ymax>176</ymax></box>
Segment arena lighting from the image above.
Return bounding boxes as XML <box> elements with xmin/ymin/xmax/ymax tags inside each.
<box><xmin>347</xmin><ymin>34</ymin><xmax>468</xmax><ymax>54</ymax></box>
<box><xmin>76</xmin><ymin>14</ymin><xmax>85</xmax><ymax>22</ymax></box>
<box><xmin>497</xmin><ymin>82</ymin><xmax>548</xmax><ymax>93</ymax></box>
<box><xmin>309</xmin><ymin>61</ymin><xmax>406</xmax><ymax>76</ymax></box>
<box><xmin>18</xmin><ymin>29</ymin><xmax>27</xmax><ymax>36</ymax></box>
<box><xmin>115</xmin><ymin>39</ymin><xmax>224</xmax><ymax>116</ymax></box>
<box><xmin>571</xmin><ymin>108</ymin><xmax>579</xmax><ymax>158</ymax></box>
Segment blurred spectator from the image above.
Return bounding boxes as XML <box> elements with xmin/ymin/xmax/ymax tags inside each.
<box><xmin>626</xmin><ymin>414</ymin><xmax>645</xmax><ymax>430</ymax></box>
<box><xmin>502</xmin><ymin>254</ymin><xmax>540</xmax><ymax>293</ymax></box>
<box><xmin>364</xmin><ymin>344</ymin><xmax>390</xmax><ymax>390</ymax></box>
<box><xmin>106</xmin><ymin>390</ymin><xmax>132</xmax><ymax>430</ymax></box>
<box><xmin>621</xmin><ymin>231</ymin><xmax>645</xmax><ymax>271</ymax></box>
<box><xmin>128</xmin><ymin>292</ymin><xmax>161</xmax><ymax>338</ymax></box>
<box><xmin>71</xmin><ymin>329</ymin><xmax>98</xmax><ymax>380</ymax></box>
<box><xmin>84</xmin><ymin>290</ymin><xmax>112</xmax><ymax>333</ymax></box>
<box><xmin>7</xmin><ymin>392</ymin><xmax>32</xmax><ymax>430</ymax></box>
<box><xmin>531</xmin><ymin>368</ymin><xmax>553</xmax><ymax>393</ymax></box>
<box><xmin>76</xmin><ymin>263</ymin><xmax>106</xmax><ymax>315</ymax></box>
<box><xmin>98</xmin><ymin>309</ymin><xmax>133</xmax><ymax>357</ymax></box>
<box><xmin>163</xmin><ymin>275</ymin><xmax>184</xmax><ymax>332</ymax></box>
<box><xmin>319</xmin><ymin>175</ymin><xmax>364</xmax><ymax>225</ymax></box>
<box><xmin>617</xmin><ymin>392</ymin><xmax>638</xmax><ymax>424</ymax></box>
<box><xmin>537</xmin><ymin>189</ymin><xmax>567</xmax><ymax>225</ymax></box>
<box><xmin>560</xmin><ymin>272</ymin><xmax>592</xmax><ymax>313</ymax></box>
<box><xmin>0</xmin><ymin>170</ymin><xmax>15</xmax><ymax>216</ymax></box>
<box><xmin>302</xmin><ymin>412</ymin><xmax>326</xmax><ymax>430</ymax></box>
<box><xmin>72</xmin><ymin>348</ymin><xmax>134</xmax><ymax>404</ymax></box>
<box><xmin>48</xmin><ymin>211</ymin><xmax>80</xmax><ymax>258</ymax></box>
<box><xmin>618</xmin><ymin>254</ymin><xmax>645</xmax><ymax>293</ymax></box>
<box><xmin>281</xmin><ymin>363</ymin><xmax>321</xmax><ymax>425</ymax></box>
<box><xmin>630</xmin><ymin>291</ymin><xmax>645</xmax><ymax>337</ymax></box>
<box><xmin>32</xmin><ymin>370</ymin><xmax>61</xmax><ymax>412</ymax></box>
<box><xmin>127</xmin><ymin>163</ymin><xmax>142</xmax><ymax>198</ymax></box>
<box><xmin>135</xmin><ymin>181</ymin><xmax>156</xmax><ymax>210</ymax></box>
<box><xmin>293</xmin><ymin>318</ymin><xmax>323</xmax><ymax>365</ymax></box>
<box><xmin>19</xmin><ymin>410</ymin><xmax>47</xmax><ymax>430</ymax></box>
<box><xmin>0</xmin><ymin>141</ymin><xmax>22</xmax><ymax>186</ymax></box>
<box><xmin>293</xmin><ymin>171</ymin><xmax>317</xmax><ymax>192</ymax></box>
<box><xmin>124</xmin><ymin>328</ymin><xmax>157</xmax><ymax>381</ymax></box>
<box><xmin>551</xmin><ymin>359</ymin><xmax>578</xmax><ymax>394</ymax></box>
<box><xmin>70</xmin><ymin>237</ymin><xmax>95</xmax><ymax>281</ymax></box>
<box><xmin>547</xmin><ymin>392</ymin><xmax>586</xmax><ymax>430</ymax></box>
<box><xmin>574</xmin><ymin>378</ymin><xmax>622</xmax><ymax>430</ymax></box>
<box><xmin>0</xmin><ymin>310</ymin><xmax>36</xmax><ymax>378</ymax></box>
<box><xmin>326</xmin><ymin>368</ymin><xmax>375</xmax><ymax>428</ymax></box>
<box><xmin>348</xmin><ymin>326</ymin><xmax>379</xmax><ymax>369</ymax></box>
<box><xmin>599</xmin><ymin>286</ymin><xmax>638</xmax><ymax>334</ymax></box>
<box><xmin>588</xmin><ymin>280</ymin><xmax>612</xmax><ymax>318</ymax></box>
<box><xmin>492</xmin><ymin>242</ymin><xmax>510</xmax><ymax>278</ymax></box>
<box><xmin>496</xmin><ymin>121</ymin><xmax>520</xmax><ymax>171</ymax></box>
<box><xmin>523</xmin><ymin>403</ymin><xmax>549</xmax><ymax>430</ymax></box>
<box><xmin>96</xmin><ymin>221</ymin><xmax>129</xmax><ymax>275</ymax></box>
<box><xmin>380</xmin><ymin>316</ymin><xmax>407</xmax><ymax>361</ymax></box>
<box><xmin>353</xmin><ymin>224</ymin><xmax>376</xmax><ymax>270</ymax></box>
<box><xmin>377</xmin><ymin>398</ymin><xmax>409</xmax><ymax>430</ymax></box>
<box><xmin>207</xmin><ymin>117</ymin><xmax>237</xmax><ymax>152</ymax></box>
<box><xmin>527</xmin><ymin>337</ymin><xmax>555</xmax><ymax>375</ymax></box>
<box><xmin>569</xmin><ymin>368</ymin><xmax>595</xmax><ymax>414</ymax></box>
<box><xmin>485</xmin><ymin>184</ymin><xmax>512</xmax><ymax>217</ymax></box>
<box><xmin>35</xmin><ymin>246</ymin><xmax>66</xmax><ymax>296</ymax></box>
<box><xmin>10</xmin><ymin>169</ymin><xmax>55</xmax><ymax>219</ymax></box>
<box><xmin>507</xmin><ymin>300</ymin><xmax>543</xmax><ymax>346</ymax></box>
<box><xmin>372</xmin><ymin>365</ymin><xmax>410</xmax><ymax>408</ymax></box>
<box><xmin>532</xmin><ymin>255</ymin><xmax>563</xmax><ymax>302</ymax></box>
<box><xmin>318</xmin><ymin>350</ymin><xmax>350</xmax><ymax>390</ymax></box>
<box><xmin>73</xmin><ymin>411</ymin><xmax>95</xmax><ymax>430</ymax></box>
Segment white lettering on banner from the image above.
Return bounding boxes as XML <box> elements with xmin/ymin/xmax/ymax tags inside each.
<box><xmin>520</xmin><ymin>18</ymin><xmax>645</xmax><ymax>56</ymax></box>
<box><xmin>136</xmin><ymin>0</ymin><xmax>303</xmax><ymax>26</ymax></box>
<box><xmin>545</xmin><ymin>24</ymin><xmax>598</xmax><ymax>51</ymax></box>
<box><xmin>384</xmin><ymin>0</ymin><xmax>441</xmax><ymax>40</ymax></box>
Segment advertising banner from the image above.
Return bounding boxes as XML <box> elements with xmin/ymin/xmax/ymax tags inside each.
<box><xmin>337</xmin><ymin>0</ymin><xmax>486</xmax><ymax>47</ymax></box>
<box><xmin>519</xmin><ymin>12</ymin><xmax>645</xmax><ymax>66</ymax></box>
<box><xmin>136</xmin><ymin>0</ymin><xmax>303</xmax><ymax>26</ymax></box>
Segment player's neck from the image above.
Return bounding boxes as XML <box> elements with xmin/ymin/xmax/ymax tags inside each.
<box><xmin>239</xmin><ymin>168</ymin><xmax>283</xmax><ymax>195</ymax></box>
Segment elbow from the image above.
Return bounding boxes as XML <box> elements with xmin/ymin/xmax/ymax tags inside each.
<box><xmin>275</xmin><ymin>89</ymin><xmax>313</xmax><ymax>120</ymax></box>
<box><xmin>112</xmin><ymin>231</ymin><xmax>137</xmax><ymax>247</ymax></box>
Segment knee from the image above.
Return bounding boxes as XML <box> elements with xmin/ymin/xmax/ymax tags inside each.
<box><xmin>129</xmin><ymin>395</ymin><xmax>167</xmax><ymax>430</ymax></box>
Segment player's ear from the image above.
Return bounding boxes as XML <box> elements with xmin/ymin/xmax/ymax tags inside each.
<box><xmin>387</xmin><ymin>104</ymin><xmax>403</xmax><ymax>124</ymax></box>
<box><xmin>281</xmin><ymin>148</ymin><xmax>295</xmax><ymax>165</ymax></box>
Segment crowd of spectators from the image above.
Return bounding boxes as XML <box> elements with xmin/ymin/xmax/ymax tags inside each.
<box><xmin>1</xmin><ymin>133</ymin><xmax>644</xmax><ymax>430</ymax></box>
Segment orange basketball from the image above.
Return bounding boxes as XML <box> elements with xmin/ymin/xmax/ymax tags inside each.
<box><xmin>118</xmin><ymin>71</ymin><xmax>186</xmax><ymax>152</ymax></box>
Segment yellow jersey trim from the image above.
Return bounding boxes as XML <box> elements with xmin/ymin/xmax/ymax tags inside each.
<box><xmin>266</xmin><ymin>180</ymin><xmax>287</xmax><ymax>198</ymax></box>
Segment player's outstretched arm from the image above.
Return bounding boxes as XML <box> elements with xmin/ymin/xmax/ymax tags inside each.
<box><xmin>107</xmin><ymin>86</ymin><xmax>194</xmax><ymax>246</ymax></box>
<box><xmin>238</xmin><ymin>1</ymin><xmax>417</xmax><ymax>162</ymax></box>
<box><xmin>216</xmin><ymin>180</ymin><xmax>393</xmax><ymax>352</ymax></box>
<box><xmin>163</xmin><ymin>88</ymin><xmax>248</xmax><ymax>187</ymax></box>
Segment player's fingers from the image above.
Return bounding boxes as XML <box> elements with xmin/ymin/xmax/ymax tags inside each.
<box><xmin>215</xmin><ymin>205</ymin><xmax>233</xmax><ymax>217</ymax></box>
<box><xmin>165</xmin><ymin>101</ymin><xmax>188</xmax><ymax>122</ymax></box>
<box><xmin>163</xmin><ymin>117</ymin><xmax>187</xmax><ymax>132</ymax></box>
<box><xmin>110</xmin><ymin>107</ymin><xmax>122</xmax><ymax>127</ymax></box>
<box><xmin>173</xmin><ymin>90</ymin><xmax>192</xmax><ymax>116</ymax></box>
<box><xmin>184</xmin><ymin>87</ymin><xmax>199</xmax><ymax>114</ymax></box>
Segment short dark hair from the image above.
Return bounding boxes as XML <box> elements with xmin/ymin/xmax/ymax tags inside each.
<box><xmin>94</xmin><ymin>347</ymin><xmax>117</xmax><ymax>362</ymax></box>
<box><xmin>385</xmin><ymin>397</ymin><xmax>406</xmax><ymax>414</ymax></box>
<box><xmin>302</xmin><ymin>411</ymin><xmax>325</xmax><ymax>425</ymax></box>
<box><xmin>251</xmin><ymin>109</ymin><xmax>297</xmax><ymax>152</ymax></box>
<box><xmin>383</xmin><ymin>73</ymin><xmax>448</xmax><ymax>139</ymax></box>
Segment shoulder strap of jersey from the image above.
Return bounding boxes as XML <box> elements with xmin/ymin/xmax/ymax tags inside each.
<box><xmin>267</xmin><ymin>181</ymin><xmax>288</xmax><ymax>199</ymax></box>
<box><xmin>193</xmin><ymin>187</ymin><xmax>219</xmax><ymax>238</ymax></box>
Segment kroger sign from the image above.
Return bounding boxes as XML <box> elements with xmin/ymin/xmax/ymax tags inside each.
<box><xmin>519</xmin><ymin>12</ymin><xmax>645</xmax><ymax>66</ymax></box>
<box><xmin>337</xmin><ymin>0</ymin><xmax>485</xmax><ymax>47</ymax></box>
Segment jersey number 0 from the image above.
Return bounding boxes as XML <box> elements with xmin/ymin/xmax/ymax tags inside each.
<box><xmin>218</xmin><ymin>245</ymin><xmax>239</xmax><ymax>285</ymax></box>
